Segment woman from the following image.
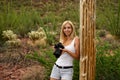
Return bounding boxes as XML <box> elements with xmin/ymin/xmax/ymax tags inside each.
<box><xmin>50</xmin><ymin>20</ymin><xmax>80</xmax><ymax>80</ymax></box>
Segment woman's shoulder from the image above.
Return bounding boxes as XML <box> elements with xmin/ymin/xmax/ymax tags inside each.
<box><xmin>74</xmin><ymin>36</ymin><xmax>80</xmax><ymax>46</ymax></box>
<box><xmin>74</xmin><ymin>36</ymin><xmax>79</xmax><ymax>41</ymax></box>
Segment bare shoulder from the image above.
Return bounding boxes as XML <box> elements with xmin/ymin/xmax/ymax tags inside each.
<box><xmin>75</xmin><ymin>36</ymin><xmax>80</xmax><ymax>41</ymax></box>
<box><xmin>74</xmin><ymin>36</ymin><xmax>80</xmax><ymax>45</ymax></box>
<box><xmin>74</xmin><ymin>36</ymin><xmax>80</xmax><ymax>47</ymax></box>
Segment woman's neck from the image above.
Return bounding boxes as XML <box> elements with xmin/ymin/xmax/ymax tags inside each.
<box><xmin>65</xmin><ymin>37</ymin><xmax>72</xmax><ymax>41</ymax></box>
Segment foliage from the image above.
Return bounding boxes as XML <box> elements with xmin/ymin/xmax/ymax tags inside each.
<box><xmin>26</xmin><ymin>48</ymin><xmax>56</xmax><ymax>79</ymax></box>
<box><xmin>45</xmin><ymin>31</ymin><xmax>57</xmax><ymax>45</ymax></box>
<box><xmin>105</xmin><ymin>0</ymin><xmax>120</xmax><ymax>38</ymax></box>
<box><xmin>27</xmin><ymin>27</ymin><xmax>47</xmax><ymax>47</ymax></box>
<box><xmin>96</xmin><ymin>0</ymin><xmax>120</xmax><ymax>38</ymax></box>
<box><xmin>26</xmin><ymin>51</ymin><xmax>46</xmax><ymax>65</ymax></box>
<box><xmin>97</xmin><ymin>30</ymin><xmax>106</xmax><ymax>37</ymax></box>
<box><xmin>0</xmin><ymin>3</ymin><xmax>43</xmax><ymax>39</ymax></box>
<box><xmin>0</xmin><ymin>0</ymin><xmax>79</xmax><ymax>46</ymax></box>
<box><xmin>96</xmin><ymin>39</ymin><xmax>120</xmax><ymax>80</ymax></box>
<box><xmin>73</xmin><ymin>60</ymin><xmax>79</xmax><ymax>79</ymax></box>
<box><xmin>0</xmin><ymin>0</ymin><xmax>120</xmax><ymax>80</ymax></box>
<box><xmin>2</xmin><ymin>30</ymin><xmax>21</xmax><ymax>47</ymax></box>
<box><xmin>28</xmin><ymin>27</ymin><xmax>46</xmax><ymax>41</ymax></box>
<box><xmin>2</xmin><ymin>30</ymin><xmax>17</xmax><ymax>40</ymax></box>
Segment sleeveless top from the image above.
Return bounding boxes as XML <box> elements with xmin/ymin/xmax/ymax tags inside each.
<box><xmin>55</xmin><ymin>38</ymin><xmax>75</xmax><ymax>66</ymax></box>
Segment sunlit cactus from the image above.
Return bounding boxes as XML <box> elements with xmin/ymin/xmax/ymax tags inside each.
<box><xmin>28</xmin><ymin>31</ymin><xmax>39</xmax><ymax>40</ymax></box>
<box><xmin>2</xmin><ymin>30</ymin><xmax>17</xmax><ymax>40</ymax></box>
<box><xmin>2</xmin><ymin>30</ymin><xmax>21</xmax><ymax>47</ymax></box>
<box><xmin>5</xmin><ymin>39</ymin><xmax>21</xmax><ymax>47</ymax></box>
<box><xmin>28</xmin><ymin>31</ymin><xmax>46</xmax><ymax>41</ymax></box>
<box><xmin>37</xmin><ymin>27</ymin><xmax>45</xmax><ymax>32</ymax></box>
<box><xmin>28</xmin><ymin>27</ymin><xmax>47</xmax><ymax>47</ymax></box>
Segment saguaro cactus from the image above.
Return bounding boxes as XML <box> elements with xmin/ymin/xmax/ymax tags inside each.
<box><xmin>80</xmin><ymin>0</ymin><xmax>96</xmax><ymax>80</ymax></box>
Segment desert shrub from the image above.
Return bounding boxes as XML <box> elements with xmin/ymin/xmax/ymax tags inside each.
<box><xmin>97</xmin><ymin>0</ymin><xmax>120</xmax><ymax>38</ymax></box>
<box><xmin>0</xmin><ymin>2</ymin><xmax>43</xmax><ymax>43</ymax></box>
<box><xmin>2</xmin><ymin>30</ymin><xmax>21</xmax><ymax>47</ymax></box>
<box><xmin>45</xmin><ymin>31</ymin><xmax>57</xmax><ymax>45</ymax></box>
<box><xmin>96</xmin><ymin>40</ymin><xmax>120</xmax><ymax>80</ymax></box>
<box><xmin>97</xmin><ymin>30</ymin><xmax>106</xmax><ymax>37</ymax></box>
<box><xmin>28</xmin><ymin>27</ymin><xmax>47</xmax><ymax>47</ymax></box>
<box><xmin>26</xmin><ymin>51</ymin><xmax>46</xmax><ymax>65</ymax></box>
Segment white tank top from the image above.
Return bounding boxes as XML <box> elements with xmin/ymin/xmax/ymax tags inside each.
<box><xmin>56</xmin><ymin>38</ymin><xmax>75</xmax><ymax>66</ymax></box>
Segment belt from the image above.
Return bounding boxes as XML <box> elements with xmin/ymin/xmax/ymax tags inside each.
<box><xmin>55</xmin><ymin>63</ymin><xmax>73</xmax><ymax>69</ymax></box>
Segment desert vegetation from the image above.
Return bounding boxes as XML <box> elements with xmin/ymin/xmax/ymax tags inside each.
<box><xmin>0</xmin><ymin>0</ymin><xmax>120</xmax><ymax>80</ymax></box>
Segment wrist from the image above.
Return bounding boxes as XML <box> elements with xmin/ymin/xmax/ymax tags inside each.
<box><xmin>65</xmin><ymin>49</ymin><xmax>69</xmax><ymax>53</ymax></box>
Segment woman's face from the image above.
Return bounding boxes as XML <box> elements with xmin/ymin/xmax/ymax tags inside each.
<box><xmin>63</xmin><ymin>23</ymin><xmax>73</xmax><ymax>37</ymax></box>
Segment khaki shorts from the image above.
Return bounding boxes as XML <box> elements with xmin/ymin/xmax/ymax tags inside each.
<box><xmin>50</xmin><ymin>64</ymin><xmax>73</xmax><ymax>80</ymax></box>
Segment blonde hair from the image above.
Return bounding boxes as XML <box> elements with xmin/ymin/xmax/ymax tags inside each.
<box><xmin>60</xmin><ymin>20</ymin><xmax>76</xmax><ymax>43</ymax></box>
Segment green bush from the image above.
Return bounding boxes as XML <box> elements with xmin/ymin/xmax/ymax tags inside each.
<box><xmin>97</xmin><ymin>30</ymin><xmax>106</xmax><ymax>37</ymax></box>
<box><xmin>96</xmin><ymin>41</ymin><xmax>120</xmax><ymax>80</ymax></box>
<box><xmin>0</xmin><ymin>3</ymin><xmax>42</xmax><ymax>39</ymax></box>
<box><xmin>97</xmin><ymin>0</ymin><xmax>120</xmax><ymax>38</ymax></box>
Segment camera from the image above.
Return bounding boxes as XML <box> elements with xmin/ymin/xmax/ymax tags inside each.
<box><xmin>53</xmin><ymin>42</ymin><xmax>64</xmax><ymax>58</ymax></box>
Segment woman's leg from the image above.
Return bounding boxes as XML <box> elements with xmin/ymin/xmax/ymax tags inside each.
<box><xmin>60</xmin><ymin>68</ymin><xmax>73</xmax><ymax>80</ymax></box>
<box><xmin>50</xmin><ymin>65</ymin><xmax>60</xmax><ymax>80</ymax></box>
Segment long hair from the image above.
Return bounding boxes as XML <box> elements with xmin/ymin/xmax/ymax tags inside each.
<box><xmin>60</xmin><ymin>20</ymin><xmax>76</xmax><ymax>43</ymax></box>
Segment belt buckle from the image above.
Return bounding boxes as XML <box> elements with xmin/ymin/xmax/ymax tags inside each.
<box><xmin>62</xmin><ymin>66</ymin><xmax>64</xmax><ymax>69</ymax></box>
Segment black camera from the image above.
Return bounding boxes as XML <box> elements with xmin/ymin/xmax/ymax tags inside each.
<box><xmin>53</xmin><ymin>42</ymin><xmax>64</xmax><ymax>58</ymax></box>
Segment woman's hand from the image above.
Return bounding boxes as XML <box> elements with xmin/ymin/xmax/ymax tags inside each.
<box><xmin>60</xmin><ymin>48</ymin><xmax>68</xmax><ymax>53</ymax></box>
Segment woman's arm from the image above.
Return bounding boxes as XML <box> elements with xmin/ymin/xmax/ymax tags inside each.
<box><xmin>61</xmin><ymin>36</ymin><xmax>80</xmax><ymax>60</ymax></box>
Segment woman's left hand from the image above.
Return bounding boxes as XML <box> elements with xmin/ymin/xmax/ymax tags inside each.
<box><xmin>60</xmin><ymin>48</ymin><xmax>68</xmax><ymax>53</ymax></box>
